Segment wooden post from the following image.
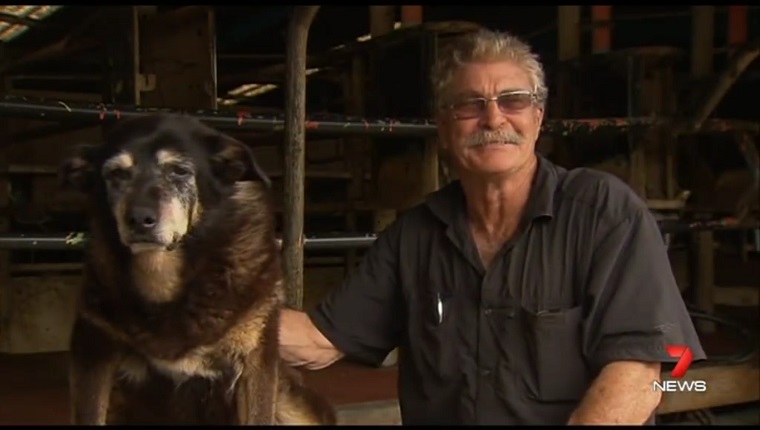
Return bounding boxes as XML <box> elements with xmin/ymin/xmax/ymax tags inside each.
<box><xmin>343</xmin><ymin>54</ymin><xmax>367</xmax><ymax>276</ymax></box>
<box><xmin>137</xmin><ymin>6</ymin><xmax>218</xmax><ymax>109</ymax></box>
<box><xmin>691</xmin><ymin>6</ymin><xmax>715</xmax><ymax>79</ymax></box>
<box><xmin>552</xmin><ymin>5</ymin><xmax>582</xmax><ymax>167</ymax></box>
<box><xmin>369</xmin><ymin>5</ymin><xmax>400</xmax><ymax>368</ymax></box>
<box><xmin>556</xmin><ymin>6</ymin><xmax>581</xmax><ymax>119</ymax></box>
<box><xmin>0</xmin><ymin>45</ymin><xmax>10</xmax><ymax>352</ymax></box>
<box><xmin>591</xmin><ymin>6</ymin><xmax>612</xmax><ymax>54</ymax></box>
<box><xmin>400</xmin><ymin>6</ymin><xmax>423</xmax><ymax>28</ymax></box>
<box><xmin>727</xmin><ymin>6</ymin><xmax>748</xmax><ymax>52</ymax></box>
<box><xmin>690</xmin><ymin>6</ymin><xmax>717</xmax><ymax>333</ymax></box>
<box><xmin>369</xmin><ymin>5</ymin><xmax>399</xmax><ymax>238</ymax></box>
<box><xmin>557</xmin><ymin>6</ymin><xmax>581</xmax><ymax>60</ymax></box>
<box><xmin>283</xmin><ymin>6</ymin><xmax>320</xmax><ymax>310</ymax></box>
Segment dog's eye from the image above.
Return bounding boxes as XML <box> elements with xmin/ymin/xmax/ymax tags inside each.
<box><xmin>168</xmin><ymin>165</ymin><xmax>192</xmax><ymax>177</ymax></box>
<box><xmin>106</xmin><ymin>168</ymin><xmax>132</xmax><ymax>181</ymax></box>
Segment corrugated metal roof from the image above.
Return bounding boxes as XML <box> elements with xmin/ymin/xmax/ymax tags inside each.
<box><xmin>0</xmin><ymin>5</ymin><xmax>63</xmax><ymax>42</ymax></box>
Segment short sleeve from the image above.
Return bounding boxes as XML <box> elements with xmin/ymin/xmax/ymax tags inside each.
<box><xmin>307</xmin><ymin>221</ymin><xmax>403</xmax><ymax>367</ymax></box>
<box><xmin>582</xmin><ymin>206</ymin><xmax>707</xmax><ymax>373</ymax></box>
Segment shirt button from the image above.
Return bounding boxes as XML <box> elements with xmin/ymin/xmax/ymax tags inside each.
<box><xmin>483</xmin><ymin>308</ymin><xmax>492</xmax><ymax>315</ymax></box>
<box><xmin>480</xmin><ymin>368</ymin><xmax>492</xmax><ymax>377</ymax></box>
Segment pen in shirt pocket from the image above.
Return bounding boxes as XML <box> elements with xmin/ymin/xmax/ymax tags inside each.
<box><xmin>433</xmin><ymin>291</ymin><xmax>452</xmax><ymax>325</ymax></box>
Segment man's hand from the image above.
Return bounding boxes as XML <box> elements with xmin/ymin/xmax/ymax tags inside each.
<box><xmin>567</xmin><ymin>361</ymin><xmax>663</xmax><ymax>425</ymax></box>
<box><xmin>278</xmin><ymin>308</ymin><xmax>344</xmax><ymax>370</ymax></box>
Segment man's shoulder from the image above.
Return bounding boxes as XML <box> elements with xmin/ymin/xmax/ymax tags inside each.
<box><xmin>556</xmin><ymin>165</ymin><xmax>648</xmax><ymax>222</ymax></box>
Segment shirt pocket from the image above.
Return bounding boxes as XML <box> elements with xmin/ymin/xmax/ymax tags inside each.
<box><xmin>521</xmin><ymin>305</ymin><xmax>590</xmax><ymax>402</ymax></box>
<box><xmin>412</xmin><ymin>289</ymin><xmax>459</xmax><ymax>381</ymax></box>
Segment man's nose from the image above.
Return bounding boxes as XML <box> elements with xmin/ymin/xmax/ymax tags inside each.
<box><xmin>481</xmin><ymin>100</ymin><xmax>506</xmax><ymax>130</ymax></box>
<box><xmin>128</xmin><ymin>206</ymin><xmax>158</xmax><ymax>232</ymax></box>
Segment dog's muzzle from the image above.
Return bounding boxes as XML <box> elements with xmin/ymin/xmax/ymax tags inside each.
<box><xmin>125</xmin><ymin>205</ymin><xmax>180</xmax><ymax>252</ymax></box>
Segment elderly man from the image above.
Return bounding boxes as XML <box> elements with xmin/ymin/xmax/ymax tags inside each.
<box><xmin>279</xmin><ymin>29</ymin><xmax>705</xmax><ymax>425</ymax></box>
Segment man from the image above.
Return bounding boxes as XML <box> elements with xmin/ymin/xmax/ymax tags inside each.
<box><xmin>279</xmin><ymin>29</ymin><xmax>705</xmax><ymax>425</ymax></box>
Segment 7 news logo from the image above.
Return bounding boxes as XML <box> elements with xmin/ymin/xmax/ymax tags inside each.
<box><xmin>652</xmin><ymin>345</ymin><xmax>707</xmax><ymax>393</ymax></box>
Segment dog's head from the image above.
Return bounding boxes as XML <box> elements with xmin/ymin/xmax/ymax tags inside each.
<box><xmin>60</xmin><ymin>114</ymin><xmax>270</xmax><ymax>254</ymax></box>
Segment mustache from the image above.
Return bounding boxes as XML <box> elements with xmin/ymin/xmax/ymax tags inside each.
<box><xmin>464</xmin><ymin>130</ymin><xmax>526</xmax><ymax>147</ymax></box>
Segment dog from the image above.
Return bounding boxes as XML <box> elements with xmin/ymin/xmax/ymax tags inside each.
<box><xmin>59</xmin><ymin>113</ymin><xmax>337</xmax><ymax>425</ymax></box>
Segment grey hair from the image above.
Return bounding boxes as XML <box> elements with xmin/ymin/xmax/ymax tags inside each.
<box><xmin>431</xmin><ymin>29</ymin><xmax>549</xmax><ymax>109</ymax></box>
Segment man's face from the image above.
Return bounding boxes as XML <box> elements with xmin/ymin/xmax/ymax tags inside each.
<box><xmin>436</xmin><ymin>60</ymin><xmax>544</xmax><ymax>177</ymax></box>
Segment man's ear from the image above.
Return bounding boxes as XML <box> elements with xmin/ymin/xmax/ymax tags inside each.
<box><xmin>206</xmin><ymin>133</ymin><xmax>271</xmax><ymax>187</ymax></box>
<box><xmin>59</xmin><ymin>143</ymin><xmax>100</xmax><ymax>193</ymax></box>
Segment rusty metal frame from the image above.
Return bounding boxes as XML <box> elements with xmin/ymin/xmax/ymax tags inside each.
<box><xmin>1</xmin><ymin>95</ymin><xmax>757</xmax><ymax>139</ymax></box>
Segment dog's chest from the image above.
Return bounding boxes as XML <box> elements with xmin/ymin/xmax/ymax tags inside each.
<box><xmin>120</xmin><ymin>346</ymin><xmax>225</xmax><ymax>384</ymax></box>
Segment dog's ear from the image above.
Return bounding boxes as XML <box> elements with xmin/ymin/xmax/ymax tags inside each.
<box><xmin>59</xmin><ymin>143</ymin><xmax>100</xmax><ymax>193</ymax></box>
<box><xmin>206</xmin><ymin>133</ymin><xmax>271</xmax><ymax>187</ymax></box>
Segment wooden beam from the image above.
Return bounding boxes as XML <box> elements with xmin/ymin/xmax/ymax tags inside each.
<box><xmin>3</xmin><ymin>88</ymin><xmax>103</xmax><ymax>103</ymax></box>
<box><xmin>138</xmin><ymin>6</ymin><xmax>217</xmax><ymax>109</ymax></box>
<box><xmin>219</xmin><ymin>20</ymin><xmax>482</xmax><ymax>86</ymax></box>
<box><xmin>558</xmin><ymin>6</ymin><xmax>581</xmax><ymax>60</ymax></box>
<box><xmin>343</xmin><ymin>53</ymin><xmax>368</xmax><ymax>277</ymax></box>
<box><xmin>591</xmin><ymin>6</ymin><xmax>612</xmax><ymax>53</ymax></box>
<box><xmin>688</xmin><ymin>44</ymin><xmax>760</xmax><ymax>132</ymax></box>
<box><xmin>0</xmin><ymin>12</ymin><xmax>41</xmax><ymax>27</ymax></box>
<box><xmin>400</xmin><ymin>6</ymin><xmax>423</xmax><ymax>27</ymax></box>
<box><xmin>0</xmin><ymin>45</ymin><xmax>10</xmax><ymax>353</ymax></box>
<box><xmin>337</xmin><ymin>400</ymin><xmax>401</xmax><ymax>425</ymax></box>
<box><xmin>727</xmin><ymin>5</ymin><xmax>749</xmax><ymax>48</ymax></box>
<box><xmin>282</xmin><ymin>6</ymin><xmax>320</xmax><ymax>310</ymax></box>
<box><xmin>556</xmin><ymin>6</ymin><xmax>582</xmax><ymax>118</ymax></box>
<box><xmin>688</xmin><ymin>6</ymin><xmax>718</xmax><ymax>334</ymax></box>
<box><xmin>691</xmin><ymin>231</ymin><xmax>717</xmax><ymax>332</ymax></box>
<box><xmin>691</xmin><ymin>6</ymin><xmax>715</xmax><ymax>78</ymax></box>
<box><xmin>330</xmin><ymin>360</ymin><xmax>760</xmax><ymax>423</ymax></box>
<box><xmin>713</xmin><ymin>286</ymin><xmax>760</xmax><ymax>307</ymax></box>
<box><xmin>370</xmin><ymin>6</ymin><xmax>397</xmax><ymax>37</ymax></box>
<box><xmin>657</xmin><ymin>361</ymin><xmax>760</xmax><ymax>414</ymax></box>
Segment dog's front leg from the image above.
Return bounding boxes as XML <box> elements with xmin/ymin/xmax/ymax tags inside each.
<box><xmin>232</xmin><ymin>313</ymin><xmax>281</xmax><ymax>425</ymax></box>
<box><xmin>232</xmin><ymin>348</ymin><xmax>279</xmax><ymax>425</ymax></box>
<box><xmin>69</xmin><ymin>316</ymin><xmax>123</xmax><ymax>425</ymax></box>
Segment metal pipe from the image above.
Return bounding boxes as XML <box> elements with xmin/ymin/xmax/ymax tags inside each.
<box><xmin>0</xmin><ymin>233</ymin><xmax>378</xmax><ymax>251</ymax></box>
<box><xmin>3</xmin><ymin>94</ymin><xmax>737</xmax><ymax>137</ymax></box>
<box><xmin>0</xmin><ymin>218</ymin><xmax>757</xmax><ymax>251</ymax></box>
<box><xmin>0</xmin><ymin>94</ymin><xmax>438</xmax><ymax>137</ymax></box>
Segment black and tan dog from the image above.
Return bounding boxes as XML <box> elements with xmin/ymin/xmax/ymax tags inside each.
<box><xmin>59</xmin><ymin>113</ymin><xmax>336</xmax><ymax>425</ymax></box>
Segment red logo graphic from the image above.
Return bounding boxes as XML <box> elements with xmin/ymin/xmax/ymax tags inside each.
<box><xmin>666</xmin><ymin>345</ymin><xmax>694</xmax><ymax>379</ymax></box>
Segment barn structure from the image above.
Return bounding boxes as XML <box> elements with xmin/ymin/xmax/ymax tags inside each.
<box><xmin>0</xmin><ymin>5</ymin><xmax>758</xmax><ymax>425</ymax></box>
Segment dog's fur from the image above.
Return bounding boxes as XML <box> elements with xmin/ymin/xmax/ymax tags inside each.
<box><xmin>59</xmin><ymin>114</ymin><xmax>337</xmax><ymax>425</ymax></box>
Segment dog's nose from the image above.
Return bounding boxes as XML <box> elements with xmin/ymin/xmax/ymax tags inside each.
<box><xmin>129</xmin><ymin>206</ymin><xmax>158</xmax><ymax>231</ymax></box>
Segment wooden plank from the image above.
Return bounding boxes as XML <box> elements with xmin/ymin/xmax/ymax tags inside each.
<box><xmin>138</xmin><ymin>6</ymin><xmax>217</xmax><ymax>109</ymax></box>
<box><xmin>337</xmin><ymin>400</ymin><xmax>401</xmax><ymax>425</ymax></box>
<box><xmin>692</xmin><ymin>231</ymin><xmax>717</xmax><ymax>332</ymax></box>
<box><xmin>331</xmin><ymin>361</ymin><xmax>760</xmax><ymax>424</ymax></box>
<box><xmin>657</xmin><ymin>361</ymin><xmax>760</xmax><ymax>414</ymax></box>
<box><xmin>713</xmin><ymin>286</ymin><xmax>760</xmax><ymax>307</ymax></box>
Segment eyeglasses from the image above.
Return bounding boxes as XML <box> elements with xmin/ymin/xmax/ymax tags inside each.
<box><xmin>445</xmin><ymin>90</ymin><xmax>538</xmax><ymax>120</ymax></box>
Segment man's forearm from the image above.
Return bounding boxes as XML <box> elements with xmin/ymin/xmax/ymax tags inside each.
<box><xmin>568</xmin><ymin>361</ymin><xmax>662</xmax><ymax>425</ymax></box>
<box><xmin>279</xmin><ymin>308</ymin><xmax>345</xmax><ymax>370</ymax></box>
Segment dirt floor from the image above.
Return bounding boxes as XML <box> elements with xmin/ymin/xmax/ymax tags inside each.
<box><xmin>0</xmin><ymin>306</ymin><xmax>756</xmax><ymax>425</ymax></box>
<box><xmin>0</xmin><ymin>352</ymin><xmax>398</xmax><ymax>425</ymax></box>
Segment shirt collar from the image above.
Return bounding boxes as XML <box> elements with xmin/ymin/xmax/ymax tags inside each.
<box><xmin>425</xmin><ymin>153</ymin><xmax>558</xmax><ymax>225</ymax></box>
